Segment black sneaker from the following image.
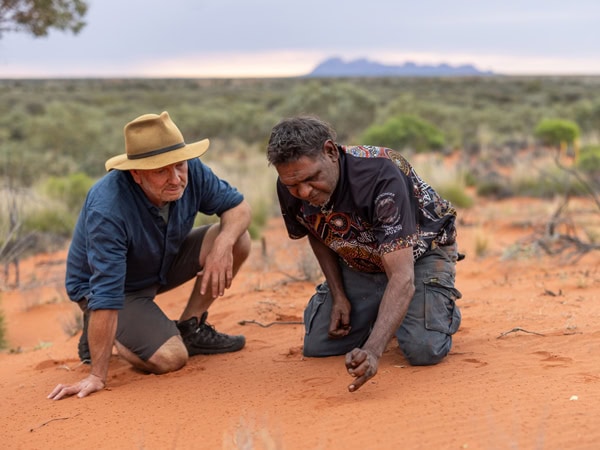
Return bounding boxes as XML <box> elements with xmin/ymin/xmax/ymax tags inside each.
<box><xmin>78</xmin><ymin>308</ymin><xmax>91</xmax><ymax>364</ymax></box>
<box><xmin>176</xmin><ymin>312</ymin><xmax>245</xmax><ymax>356</ymax></box>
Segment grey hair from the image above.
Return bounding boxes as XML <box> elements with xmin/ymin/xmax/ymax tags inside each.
<box><xmin>266</xmin><ymin>116</ymin><xmax>337</xmax><ymax>166</ymax></box>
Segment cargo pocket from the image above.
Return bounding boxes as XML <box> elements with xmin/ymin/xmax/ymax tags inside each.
<box><xmin>423</xmin><ymin>274</ymin><xmax>462</xmax><ymax>335</ymax></box>
<box><xmin>303</xmin><ymin>282</ymin><xmax>329</xmax><ymax>335</ymax></box>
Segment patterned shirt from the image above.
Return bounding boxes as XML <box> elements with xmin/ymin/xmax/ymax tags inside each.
<box><xmin>277</xmin><ymin>145</ymin><xmax>457</xmax><ymax>272</ymax></box>
<box><xmin>66</xmin><ymin>158</ymin><xmax>244</xmax><ymax>310</ymax></box>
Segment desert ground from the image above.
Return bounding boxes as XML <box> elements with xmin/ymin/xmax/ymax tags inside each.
<box><xmin>1</xmin><ymin>196</ymin><xmax>599</xmax><ymax>450</ymax></box>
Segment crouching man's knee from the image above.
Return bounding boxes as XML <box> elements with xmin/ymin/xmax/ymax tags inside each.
<box><xmin>148</xmin><ymin>336</ymin><xmax>188</xmax><ymax>374</ymax></box>
<box><xmin>116</xmin><ymin>335</ymin><xmax>188</xmax><ymax>374</ymax></box>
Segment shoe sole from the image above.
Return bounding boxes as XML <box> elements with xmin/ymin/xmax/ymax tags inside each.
<box><xmin>186</xmin><ymin>338</ymin><xmax>246</xmax><ymax>356</ymax></box>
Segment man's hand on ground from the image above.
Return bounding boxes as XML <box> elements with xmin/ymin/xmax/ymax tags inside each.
<box><xmin>345</xmin><ymin>348</ymin><xmax>379</xmax><ymax>392</ymax></box>
<box><xmin>47</xmin><ymin>374</ymin><xmax>105</xmax><ymax>400</ymax></box>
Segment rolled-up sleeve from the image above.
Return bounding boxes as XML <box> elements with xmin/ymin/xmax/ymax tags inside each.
<box><xmin>85</xmin><ymin>208</ymin><xmax>128</xmax><ymax>310</ymax></box>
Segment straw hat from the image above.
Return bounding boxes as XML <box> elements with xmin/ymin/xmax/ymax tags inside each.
<box><xmin>105</xmin><ymin>111</ymin><xmax>209</xmax><ymax>171</ymax></box>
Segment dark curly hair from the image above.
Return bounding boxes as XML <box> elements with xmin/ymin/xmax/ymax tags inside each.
<box><xmin>266</xmin><ymin>116</ymin><xmax>337</xmax><ymax>166</ymax></box>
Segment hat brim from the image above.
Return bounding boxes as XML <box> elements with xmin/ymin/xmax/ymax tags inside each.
<box><xmin>105</xmin><ymin>139</ymin><xmax>210</xmax><ymax>171</ymax></box>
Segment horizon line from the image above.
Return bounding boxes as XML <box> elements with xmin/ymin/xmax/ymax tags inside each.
<box><xmin>3</xmin><ymin>72</ymin><xmax>600</xmax><ymax>80</ymax></box>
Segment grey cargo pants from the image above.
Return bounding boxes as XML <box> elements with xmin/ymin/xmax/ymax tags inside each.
<box><xmin>302</xmin><ymin>243</ymin><xmax>462</xmax><ymax>365</ymax></box>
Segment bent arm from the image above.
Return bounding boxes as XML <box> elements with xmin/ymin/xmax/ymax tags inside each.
<box><xmin>308</xmin><ymin>234</ymin><xmax>344</xmax><ymax>298</ymax></box>
<box><xmin>345</xmin><ymin>246</ymin><xmax>414</xmax><ymax>392</ymax></box>
<box><xmin>199</xmin><ymin>199</ymin><xmax>251</xmax><ymax>297</ymax></box>
<box><xmin>88</xmin><ymin>309</ymin><xmax>119</xmax><ymax>383</ymax></box>
<box><xmin>216</xmin><ymin>199</ymin><xmax>252</xmax><ymax>247</ymax></box>
<box><xmin>48</xmin><ymin>308</ymin><xmax>117</xmax><ymax>400</ymax></box>
<box><xmin>362</xmin><ymin>246</ymin><xmax>415</xmax><ymax>357</ymax></box>
<box><xmin>308</xmin><ymin>234</ymin><xmax>352</xmax><ymax>337</ymax></box>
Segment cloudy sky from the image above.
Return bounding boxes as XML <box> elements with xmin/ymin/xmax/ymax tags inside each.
<box><xmin>0</xmin><ymin>0</ymin><xmax>599</xmax><ymax>78</ymax></box>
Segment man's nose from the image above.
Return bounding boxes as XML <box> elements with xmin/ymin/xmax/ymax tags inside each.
<box><xmin>168</xmin><ymin>167</ymin><xmax>182</xmax><ymax>182</ymax></box>
<box><xmin>297</xmin><ymin>183</ymin><xmax>312</xmax><ymax>199</ymax></box>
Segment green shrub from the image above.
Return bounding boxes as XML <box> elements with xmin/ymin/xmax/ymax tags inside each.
<box><xmin>577</xmin><ymin>145</ymin><xmax>600</xmax><ymax>172</ymax></box>
<box><xmin>476</xmin><ymin>178</ymin><xmax>514</xmax><ymax>199</ymax></box>
<box><xmin>277</xmin><ymin>81</ymin><xmax>377</xmax><ymax>142</ymax></box>
<box><xmin>41</xmin><ymin>172</ymin><xmax>95</xmax><ymax>213</ymax></box>
<box><xmin>534</xmin><ymin>118</ymin><xmax>580</xmax><ymax>147</ymax></box>
<box><xmin>361</xmin><ymin>114</ymin><xmax>445</xmax><ymax>153</ymax></box>
<box><xmin>512</xmin><ymin>169</ymin><xmax>588</xmax><ymax>198</ymax></box>
<box><xmin>248</xmin><ymin>199</ymin><xmax>269</xmax><ymax>240</ymax></box>
<box><xmin>22</xmin><ymin>208</ymin><xmax>75</xmax><ymax>237</ymax></box>
<box><xmin>463</xmin><ymin>170</ymin><xmax>478</xmax><ymax>188</ymax></box>
<box><xmin>436</xmin><ymin>184</ymin><xmax>475</xmax><ymax>209</ymax></box>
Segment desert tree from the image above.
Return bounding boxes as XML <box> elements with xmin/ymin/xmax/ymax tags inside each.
<box><xmin>534</xmin><ymin>118</ymin><xmax>580</xmax><ymax>161</ymax></box>
<box><xmin>531</xmin><ymin>118</ymin><xmax>599</xmax><ymax>261</ymax></box>
<box><xmin>0</xmin><ymin>0</ymin><xmax>88</xmax><ymax>38</ymax></box>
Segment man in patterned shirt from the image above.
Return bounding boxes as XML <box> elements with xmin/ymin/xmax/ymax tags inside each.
<box><xmin>266</xmin><ymin>116</ymin><xmax>462</xmax><ymax>392</ymax></box>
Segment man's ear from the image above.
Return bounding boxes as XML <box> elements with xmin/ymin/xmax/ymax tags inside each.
<box><xmin>130</xmin><ymin>169</ymin><xmax>141</xmax><ymax>185</ymax></box>
<box><xmin>323</xmin><ymin>139</ymin><xmax>338</xmax><ymax>161</ymax></box>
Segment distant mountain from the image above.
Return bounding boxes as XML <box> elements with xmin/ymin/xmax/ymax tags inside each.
<box><xmin>306</xmin><ymin>57</ymin><xmax>495</xmax><ymax>77</ymax></box>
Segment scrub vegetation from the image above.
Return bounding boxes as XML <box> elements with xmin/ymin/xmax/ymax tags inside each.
<box><xmin>1</xmin><ymin>76</ymin><xmax>599</xmax><ymax>264</ymax></box>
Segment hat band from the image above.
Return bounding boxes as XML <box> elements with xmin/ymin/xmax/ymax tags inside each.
<box><xmin>128</xmin><ymin>142</ymin><xmax>186</xmax><ymax>160</ymax></box>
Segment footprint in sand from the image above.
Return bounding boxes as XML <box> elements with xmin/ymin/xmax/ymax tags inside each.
<box><xmin>578</xmin><ymin>373</ymin><xmax>600</xmax><ymax>383</ymax></box>
<box><xmin>462</xmin><ymin>358</ymin><xmax>488</xmax><ymax>368</ymax></box>
<box><xmin>532</xmin><ymin>351</ymin><xmax>573</xmax><ymax>368</ymax></box>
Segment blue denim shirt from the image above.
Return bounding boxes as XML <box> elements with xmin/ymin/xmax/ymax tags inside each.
<box><xmin>65</xmin><ymin>158</ymin><xmax>244</xmax><ymax>310</ymax></box>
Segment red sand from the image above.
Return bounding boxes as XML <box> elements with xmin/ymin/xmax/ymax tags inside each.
<box><xmin>1</xmin><ymin>198</ymin><xmax>599</xmax><ymax>449</ymax></box>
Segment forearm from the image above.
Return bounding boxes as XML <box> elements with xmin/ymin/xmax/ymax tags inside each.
<box><xmin>362</xmin><ymin>278</ymin><xmax>414</xmax><ymax>357</ymax></box>
<box><xmin>217</xmin><ymin>200</ymin><xmax>252</xmax><ymax>245</ymax></box>
<box><xmin>308</xmin><ymin>234</ymin><xmax>346</xmax><ymax>299</ymax></box>
<box><xmin>88</xmin><ymin>309</ymin><xmax>118</xmax><ymax>383</ymax></box>
<box><xmin>362</xmin><ymin>247</ymin><xmax>415</xmax><ymax>357</ymax></box>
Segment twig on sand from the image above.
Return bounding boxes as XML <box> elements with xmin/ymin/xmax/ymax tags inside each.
<box><xmin>238</xmin><ymin>319</ymin><xmax>303</xmax><ymax>328</ymax></box>
<box><xmin>497</xmin><ymin>327</ymin><xmax>546</xmax><ymax>338</ymax></box>
<box><xmin>30</xmin><ymin>413</ymin><xmax>81</xmax><ymax>432</ymax></box>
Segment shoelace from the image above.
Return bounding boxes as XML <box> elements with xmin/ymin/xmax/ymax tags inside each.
<box><xmin>196</xmin><ymin>321</ymin><xmax>226</xmax><ymax>341</ymax></box>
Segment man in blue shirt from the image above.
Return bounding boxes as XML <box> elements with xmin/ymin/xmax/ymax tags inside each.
<box><xmin>267</xmin><ymin>116</ymin><xmax>462</xmax><ymax>393</ymax></box>
<box><xmin>49</xmin><ymin>111</ymin><xmax>252</xmax><ymax>400</ymax></box>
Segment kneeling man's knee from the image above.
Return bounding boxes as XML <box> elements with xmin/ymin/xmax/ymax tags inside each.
<box><xmin>302</xmin><ymin>334</ymin><xmax>350</xmax><ymax>358</ymax></box>
<box><xmin>302</xmin><ymin>335</ymin><xmax>326</xmax><ymax>357</ymax></box>
<box><xmin>401</xmin><ymin>338</ymin><xmax>452</xmax><ymax>366</ymax></box>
